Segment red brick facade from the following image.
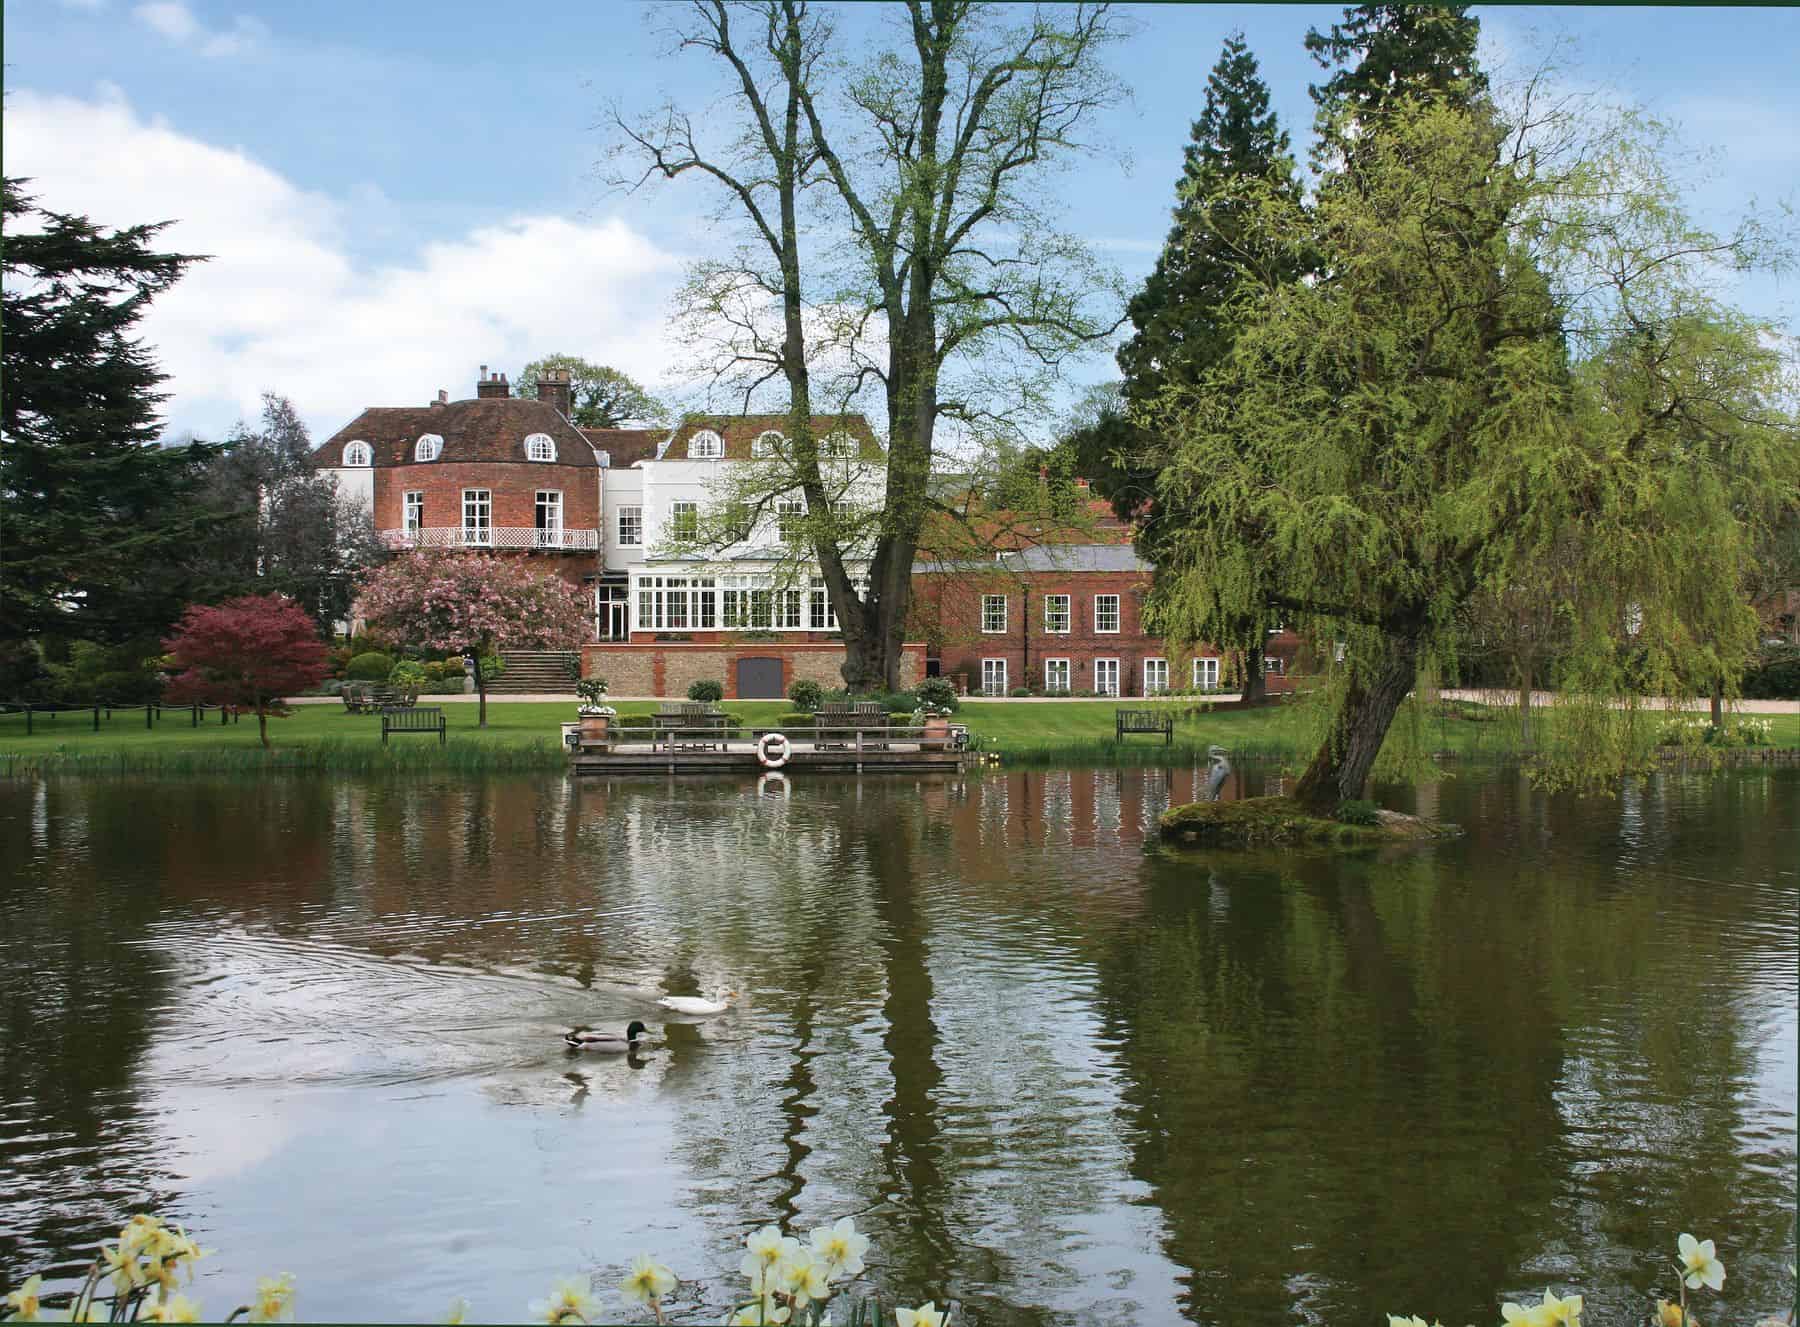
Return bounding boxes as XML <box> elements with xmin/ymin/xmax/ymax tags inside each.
<box><xmin>584</xmin><ymin>641</ymin><xmax>926</xmax><ymax>699</ymax></box>
<box><xmin>912</xmin><ymin>565</ymin><xmax>1297</xmax><ymax>696</ymax></box>
<box><xmin>375</xmin><ymin>462</ymin><xmax>600</xmax><ymax>588</ymax></box>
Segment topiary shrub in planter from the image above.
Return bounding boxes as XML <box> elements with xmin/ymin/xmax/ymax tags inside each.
<box><xmin>687</xmin><ymin>679</ymin><xmax>724</xmax><ymax>704</ymax></box>
<box><xmin>916</xmin><ymin>677</ymin><xmax>959</xmax><ymax>713</ymax></box>
<box><xmin>346</xmin><ymin>651</ymin><xmax>395</xmax><ymax>682</ymax></box>
<box><xmin>788</xmin><ymin>679</ymin><xmax>825</xmax><ymax>713</ymax></box>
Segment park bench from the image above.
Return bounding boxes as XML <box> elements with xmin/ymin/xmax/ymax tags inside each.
<box><xmin>345</xmin><ymin>684</ymin><xmax>419</xmax><ymax>714</ymax></box>
<box><xmin>816</xmin><ymin>701</ymin><xmax>889</xmax><ymax>750</ymax></box>
<box><xmin>1115</xmin><ymin>708</ymin><xmax>1173</xmax><ymax>746</ymax></box>
<box><xmin>652</xmin><ymin>702</ymin><xmax>731</xmax><ymax>751</ymax></box>
<box><xmin>381</xmin><ymin>705</ymin><xmax>446</xmax><ymax>745</ymax></box>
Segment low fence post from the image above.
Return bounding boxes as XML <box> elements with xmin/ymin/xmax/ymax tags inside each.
<box><xmin>146</xmin><ymin>704</ymin><xmax>153</xmax><ymax>730</ymax></box>
<box><xmin>192</xmin><ymin>703</ymin><xmax>199</xmax><ymax>728</ymax></box>
<box><xmin>25</xmin><ymin>705</ymin><xmax>31</xmax><ymax>736</ymax></box>
<box><xmin>93</xmin><ymin>704</ymin><xmax>100</xmax><ymax>732</ymax></box>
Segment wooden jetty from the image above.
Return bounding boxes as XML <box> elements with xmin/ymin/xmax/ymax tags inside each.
<box><xmin>567</xmin><ymin>722</ymin><xmax>967</xmax><ymax>775</ymax></box>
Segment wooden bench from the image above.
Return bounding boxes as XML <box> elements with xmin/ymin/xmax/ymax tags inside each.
<box><xmin>815</xmin><ymin>701</ymin><xmax>888</xmax><ymax>750</ymax></box>
<box><xmin>652</xmin><ymin>703</ymin><xmax>732</xmax><ymax>750</ymax></box>
<box><xmin>1115</xmin><ymin>708</ymin><xmax>1173</xmax><ymax>745</ymax></box>
<box><xmin>381</xmin><ymin>706</ymin><xmax>445</xmax><ymax>745</ymax></box>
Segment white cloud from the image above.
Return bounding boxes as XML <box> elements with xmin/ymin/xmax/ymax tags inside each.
<box><xmin>130</xmin><ymin>2</ymin><xmax>265</xmax><ymax>57</ymax></box>
<box><xmin>3</xmin><ymin>88</ymin><xmax>688</xmax><ymax>442</ymax></box>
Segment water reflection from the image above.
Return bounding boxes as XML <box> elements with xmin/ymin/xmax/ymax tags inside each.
<box><xmin>0</xmin><ymin>768</ymin><xmax>1792</xmax><ymax>1323</ymax></box>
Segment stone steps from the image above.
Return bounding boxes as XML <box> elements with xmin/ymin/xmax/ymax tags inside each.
<box><xmin>491</xmin><ymin>650</ymin><xmax>581</xmax><ymax>695</ymax></box>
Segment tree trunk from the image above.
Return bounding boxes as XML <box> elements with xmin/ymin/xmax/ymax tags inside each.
<box><xmin>1517</xmin><ymin>666</ymin><xmax>1533</xmax><ymax>749</ymax></box>
<box><xmin>1710</xmin><ymin>682</ymin><xmax>1724</xmax><ymax>731</ymax></box>
<box><xmin>1290</xmin><ymin>635</ymin><xmax>1419</xmax><ymax>815</ymax></box>
<box><xmin>257</xmin><ymin>704</ymin><xmax>269</xmax><ymax>749</ymax></box>
<box><xmin>1241</xmin><ymin>642</ymin><xmax>1266</xmax><ymax>705</ymax></box>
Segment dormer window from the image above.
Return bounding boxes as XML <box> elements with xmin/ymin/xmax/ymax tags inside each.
<box><xmin>752</xmin><ymin>430</ymin><xmax>784</xmax><ymax>458</ymax></box>
<box><xmin>342</xmin><ymin>440</ymin><xmax>372</xmax><ymax>467</ymax></box>
<box><xmin>524</xmin><ymin>433</ymin><xmax>556</xmax><ymax>463</ymax></box>
<box><xmin>688</xmin><ymin>429</ymin><xmax>724</xmax><ymax>459</ymax></box>
<box><xmin>820</xmin><ymin>432</ymin><xmax>856</xmax><ymax>459</ymax></box>
<box><xmin>415</xmin><ymin>434</ymin><xmax>443</xmax><ymax>462</ymax></box>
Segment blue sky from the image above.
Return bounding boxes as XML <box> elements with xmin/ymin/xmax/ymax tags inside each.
<box><xmin>5</xmin><ymin>1</ymin><xmax>1796</xmax><ymax>445</ymax></box>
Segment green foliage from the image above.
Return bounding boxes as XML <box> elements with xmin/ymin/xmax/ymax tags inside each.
<box><xmin>788</xmin><ymin>679</ymin><xmax>825</xmax><ymax>713</ymax></box>
<box><xmin>1742</xmin><ymin>642</ymin><xmax>1800</xmax><ymax>699</ymax></box>
<box><xmin>387</xmin><ymin>661</ymin><xmax>428</xmax><ymax>690</ymax></box>
<box><xmin>575</xmin><ymin>678</ymin><xmax>609</xmax><ymax>707</ymax></box>
<box><xmin>686</xmin><ymin>679</ymin><xmax>724</xmax><ymax>704</ymax></box>
<box><xmin>345</xmin><ymin>652</ymin><xmax>394</xmax><ymax>682</ymax></box>
<box><xmin>39</xmin><ymin>639</ymin><xmax>166</xmax><ymax>704</ymax></box>
<box><xmin>915</xmin><ymin>678</ymin><xmax>960</xmax><ymax>714</ymax></box>
<box><xmin>1336</xmin><ymin>798</ymin><xmax>1381</xmax><ymax>826</ymax></box>
<box><xmin>513</xmin><ymin>354</ymin><xmax>667</xmax><ymax>428</ymax></box>
<box><xmin>776</xmin><ymin>712</ymin><xmax>816</xmax><ymax>729</ymax></box>
<box><xmin>1</xmin><ymin>177</ymin><xmax>226</xmax><ymax>647</ymax></box>
<box><xmin>478</xmin><ymin>654</ymin><xmax>506</xmax><ymax>683</ymax></box>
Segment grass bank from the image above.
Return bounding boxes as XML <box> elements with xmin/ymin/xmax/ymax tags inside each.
<box><xmin>2</xmin><ymin>697</ymin><xmax>1794</xmax><ymax>777</ymax></box>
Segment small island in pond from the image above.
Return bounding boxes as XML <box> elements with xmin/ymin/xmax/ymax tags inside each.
<box><xmin>1158</xmin><ymin>796</ymin><xmax>1460</xmax><ymax>848</ymax></box>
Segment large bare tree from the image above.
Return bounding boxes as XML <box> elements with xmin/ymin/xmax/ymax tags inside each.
<box><xmin>612</xmin><ymin>1</ymin><xmax>1126</xmax><ymax>689</ymax></box>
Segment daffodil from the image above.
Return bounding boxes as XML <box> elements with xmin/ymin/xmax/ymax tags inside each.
<box><xmin>1677</xmin><ymin>1233</ymin><xmax>1726</xmax><ymax>1291</ymax></box>
<box><xmin>808</xmin><ymin>1218</ymin><xmax>870</xmax><ymax>1282</ymax></box>
<box><xmin>895</xmin><ymin>1302</ymin><xmax>946</xmax><ymax>1327</ymax></box>
<box><xmin>741</xmin><ymin>1227</ymin><xmax>800</xmax><ymax>1284</ymax></box>
<box><xmin>1387</xmin><ymin>1317</ymin><xmax>1437</xmax><ymax>1327</ymax></box>
<box><xmin>1526</xmin><ymin>1290</ymin><xmax>1582</xmax><ymax>1326</ymax></box>
<box><xmin>619</xmin><ymin>1254</ymin><xmax>677</xmax><ymax>1306</ymax></box>
<box><xmin>100</xmin><ymin>1239</ymin><xmax>148</xmax><ymax>1296</ymax></box>
<box><xmin>1501</xmin><ymin>1301</ymin><xmax>1555</xmax><ymax>1327</ymax></box>
<box><xmin>724</xmin><ymin>1293</ymin><xmax>790</xmax><ymax>1325</ymax></box>
<box><xmin>1656</xmin><ymin>1301</ymin><xmax>1698</xmax><ymax>1327</ymax></box>
<box><xmin>529</xmin><ymin>1277</ymin><xmax>600</xmax><ymax>1324</ymax></box>
<box><xmin>141</xmin><ymin>1290</ymin><xmax>202</xmax><ymax>1323</ymax></box>
<box><xmin>778</xmin><ymin>1250</ymin><xmax>831</xmax><ymax>1308</ymax></box>
<box><xmin>247</xmin><ymin>1273</ymin><xmax>296</xmax><ymax>1322</ymax></box>
<box><xmin>444</xmin><ymin>1297</ymin><xmax>469</xmax><ymax>1324</ymax></box>
<box><xmin>4</xmin><ymin>1274</ymin><xmax>44</xmax><ymax>1321</ymax></box>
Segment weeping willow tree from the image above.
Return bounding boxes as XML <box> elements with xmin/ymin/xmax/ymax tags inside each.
<box><xmin>1147</xmin><ymin>80</ymin><xmax>1796</xmax><ymax>813</ymax></box>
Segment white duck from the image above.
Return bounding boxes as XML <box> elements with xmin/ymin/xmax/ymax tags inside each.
<box><xmin>563</xmin><ymin>1020</ymin><xmax>650</xmax><ymax>1053</ymax></box>
<box><xmin>657</xmin><ymin>990</ymin><xmax>737</xmax><ymax>1017</ymax></box>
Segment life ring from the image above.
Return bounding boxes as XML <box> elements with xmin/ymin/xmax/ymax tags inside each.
<box><xmin>756</xmin><ymin>732</ymin><xmax>791</xmax><ymax>769</ymax></box>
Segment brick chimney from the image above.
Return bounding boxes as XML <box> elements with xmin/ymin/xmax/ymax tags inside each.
<box><xmin>536</xmin><ymin>367</ymin><xmax>573</xmax><ymax>419</ymax></box>
<box><xmin>476</xmin><ymin>365</ymin><xmax>510</xmax><ymax>399</ymax></box>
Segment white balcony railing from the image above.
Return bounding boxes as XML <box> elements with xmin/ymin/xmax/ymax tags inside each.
<box><xmin>380</xmin><ymin>527</ymin><xmax>600</xmax><ymax>551</ymax></box>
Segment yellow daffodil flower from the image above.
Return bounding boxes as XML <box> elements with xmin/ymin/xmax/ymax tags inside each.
<box><xmin>444</xmin><ymin>1297</ymin><xmax>469</xmax><ymax>1324</ymax></box>
<box><xmin>1656</xmin><ymin>1301</ymin><xmax>1698</xmax><ymax>1327</ymax></box>
<box><xmin>896</xmin><ymin>1302</ymin><xmax>946</xmax><ymax>1327</ymax></box>
<box><xmin>141</xmin><ymin>1290</ymin><xmax>202</xmax><ymax>1323</ymax></box>
<box><xmin>808</xmin><ymin>1218</ymin><xmax>871</xmax><ymax>1282</ymax></box>
<box><xmin>247</xmin><ymin>1273</ymin><xmax>296</xmax><ymax>1323</ymax></box>
<box><xmin>4</xmin><ymin>1274</ymin><xmax>44</xmax><ymax>1321</ymax></box>
<box><xmin>618</xmin><ymin>1254</ymin><xmax>677</xmax><ymax>1306</ymax></box>
<box><xmin>1534</xmin><ymin>1290</ymin><xmax>1582</xmax><ymax>1325</ymax></box>
<box><xmin>1677</xmin><ymin>1234</ymin><xmax>1726</xmax><ymax>1291</ymax></box>
<box><xmin>1501</xmin><ymin>1301</ymin><xmax>1555</xmax><ymax>1327</ymax></box>
<box><xmin>101</xmin><ymin>1240</ymin><xmax>148</xmax><ymax>1295</ymax></box>
<box><xmin>529</xmin><ymin>1277</ymin><xmax>599</xmax><ymax>1324</ymax></box>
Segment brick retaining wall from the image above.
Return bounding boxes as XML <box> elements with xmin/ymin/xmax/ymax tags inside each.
<box><xmin>582</xmin><ymin>641</ymin><xmax>926</xmax><ymax>699</ymax></box>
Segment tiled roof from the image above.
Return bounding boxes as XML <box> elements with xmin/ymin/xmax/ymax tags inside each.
<box><xmin>914</xmin><ymin>543</ymin><xmax>1152</xmax><ymax>575</ymax></box>
<box><xmin>309</xmin><ymin>397</ymin><xmax>598</xmax><ymax>469</ymax></box>
<box><xmin>580</xmin><ymin>428</ymin><xmax>665</xmax><ymax>467</ymax></box>
<box><xmin>660</xmin><ymin>413</ymin><xmax>884</xmax><ymax>462</ymax></box>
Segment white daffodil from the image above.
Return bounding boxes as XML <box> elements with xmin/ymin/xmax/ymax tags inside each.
<box><xmin>778</xmin><ymin>1249</ymin><xmax>832</xmax><ymax>1308</ymax></box>
<box><xmin>101</xmin><ymin>1240</ymin><xmax>148</xmax><ymax>1296</ymax></box>
<box><xmin>4</xmin><ymin>1274</ymin><xmax>44</xmax><ymax>1321</ymax></box>
<box><xmin>1678</xmin><ymin>1233</ymin><xmax>1726</xmax><ymax>1291</ymax></box>
<box><xmin>247</xmin><ymin>1273</ymin><xmax>296</xmax><ymax>1323</ymax></box>
<box><xmin>1386</xmin><ymin>1317</ymin><xmax>1436</xmax><ymax>1327</ymax></box>
<box><xmin>141</xmin><ymin>1290</ymin><xmax>202</xmax><ymax>1323</ymax></box>
<box><xmin>1501</xmin><ymin>1301</ymin><xmax>1555</xmax><ymax>1327</ymax></box>
<box><xmin>619</xmin><ymin>1254</ymin><xmax>678</xmax><ymax>1306</ymax></box>
<box><xmin>724</xmin><ymin>1293</ymin><xmax>791</xmax><ymax>1325</ymax></box>
<box><xmin>895</xmin><ymin>1302</ymin><xmax>946</xmax><ymax>1327</ymax></box>
<box><xmin>1537</xmin><ymin>1290</ymin><xmax>1582</xmax><ymax>1325</ymax></box>
<box><xmin>741</xmin><ymin>1227</ymin><xmax>800</xmax><ymax>1283</ymax></box>
<box><xmin>529</xmin><ymin>1277</ymin><xmax>600</xmax><ymax>1324</ymax></box>
<box><xmin>808</xmin><ymin>1218</ymin><xmax>871</xmax><ymax>1282</ymax></box>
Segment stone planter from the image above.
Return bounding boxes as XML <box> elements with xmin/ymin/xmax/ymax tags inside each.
<box><xmin>923</xmin><ymin>715</ymin><xmax>951</xmax><ymax>746</ymax></box>
<box><xmin>580</xmin><ymin>713</ymin><xmax>611</xmax><ymax>743</ymax></box>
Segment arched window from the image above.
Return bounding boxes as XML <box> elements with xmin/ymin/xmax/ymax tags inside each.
<box><xmin>687</xmin><ymin>429</ymin><xmax>724</xmax><ymax>459</ymax></box>
<box><xmin>415</xmin><ymin>434</ymin><xmax>443</xmax><ymax>462</ymax></box>
<box><xmin>752</xmin><ymin>430</ymin><xmax>784</xmax><ymax>458</ymax></box>
<box><xmin>342</xmin><ymin>440</ymin><xmax>372</xmax><ymax>467</ymax></box>
<box><xmin>821</xmin><ymin>432</ymin><xmax>856</xmax><ymax>459</ymax></box>
<box><xmin>524</xmin><ymin>432</ymin><xmax>557</xmax><ymax>463</ymax></box>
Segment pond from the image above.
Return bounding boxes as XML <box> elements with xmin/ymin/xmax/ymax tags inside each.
<box><xmin>0</xmin><ymin>766</ymin><xmax>1794</xmax><ymax>1325</ymax></box>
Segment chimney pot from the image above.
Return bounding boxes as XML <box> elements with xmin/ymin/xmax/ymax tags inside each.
<box><xmin>476</xmin><ymin>365</ymin><xmax>511</xmax><ymax>399</ymax></box>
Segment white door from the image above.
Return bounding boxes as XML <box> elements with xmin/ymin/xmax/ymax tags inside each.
<box><xmin>1095</xmin><ymin>658</ymin><xmax>1119</xmax><ymax>696</ymax></box>
<box><xmin>982</xmin><ymin>658</ymin><xmax>1008</xmax><ymax>696</ymax></box>
<box><xmin>1044</xmin><ymin>658</ymin><xmax>1070</xmax><ymax>693</ymax></box>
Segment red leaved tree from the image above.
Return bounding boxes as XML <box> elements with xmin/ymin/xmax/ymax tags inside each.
<box><xmin>163</xmin><ymin>594</ymin><xmax>330</xmax><ymax>748</ymax></box>
<box><xmin>356</xmin><ymin>552</ymin><xmax>590</xmax><ymax>727</ymax></box>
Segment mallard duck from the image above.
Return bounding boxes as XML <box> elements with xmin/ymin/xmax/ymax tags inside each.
<box><xmin>563</xmin><ymin>1020</ymin><xmax>649</xmax><ymax>1052</ymax></box>
<box><xmin>656</xmin><ymin>990</ymin><xmax>737</xmax><ymax>1016</ymax></box>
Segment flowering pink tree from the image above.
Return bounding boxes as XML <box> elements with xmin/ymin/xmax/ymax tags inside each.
<box><xmin>163</xmin><ymin>594</ymin><xmax>330</xmax><ymax>748</ymax></box>
<box><xmin>356</xmin><ymin>552</ymin><xmax>589</xmax><ymax>727</ymax></box>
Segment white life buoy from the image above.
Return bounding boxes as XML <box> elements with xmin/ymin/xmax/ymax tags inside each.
<box><xmin>756</xmin><ymin>732</ymin><xmax>791</xmax><ymax>769</ymax></box>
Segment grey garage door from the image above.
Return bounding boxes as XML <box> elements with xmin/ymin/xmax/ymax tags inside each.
<box><xmin>736</xmin><ymin>656</ymin><xmax>784</xmax><ymax>699</ymax></box>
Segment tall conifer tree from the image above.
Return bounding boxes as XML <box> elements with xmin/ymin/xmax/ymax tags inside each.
<box><xmin>1</xmin><ymin>179</ymin><xmax>221</xmax><ymax>646</ymax></box>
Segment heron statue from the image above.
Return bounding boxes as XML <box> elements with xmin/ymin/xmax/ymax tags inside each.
<box><xmin>1204</xmin><ymin>745</ymin><xmax>1232</xmax><ymax>801</ymax></box>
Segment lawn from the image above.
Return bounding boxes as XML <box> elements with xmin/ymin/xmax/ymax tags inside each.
<box><xmin>0</xmin><ymin>696</ymin><xmax>1792</xmax><ymax>775</ymax></box>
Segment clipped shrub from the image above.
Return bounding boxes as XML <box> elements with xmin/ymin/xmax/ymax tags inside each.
<box><xmin>877</xmin><ymin>689</ymin><xmax>918</xmax><ymax>712</ymax></box>
<box><xmin>687</xmin><ymin>679</ymin><xmax>725</xmax><ymax>704</ymax></box>
<box><xmin>775</xmin><ymin>712</ymin><xmax>816</xmax><ymax>728</ymax></box>
<box><xmin>915</xmin><ymin>677</ymin><xmax>960</xmax><ymax>713</ymax></box>
<box><xmin>1336</xmin><ymin>799</ymin><xmax>1381</xmax><ymax>826</ymax></box>
<box><xmin>788</xmin><ymin>678</ymin><xmax>825</xmax><ymax>713</ymax></box>
<box><xmin>1009</xmin><ymin>685</ymin><xmax>1033</xmax><ymax>698</ymax></box>
<box><xmin>478</xmin><ymin>654</ymin><xmax>506</xmax><ymax>682</ymax></box>
<box><xmin>388</xmin><ymin>661</ymin><xmax>428</xmax><ymax>690</ymax></box>
<box><xmin>887</xmin><ymin>711</ymin><xmax>912</xmax><ymax>727</ymax></box>
<box><xmin>346</xmin><ymin>651</ymin><xmax>395</xmax><ymax>682</ymax></box>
